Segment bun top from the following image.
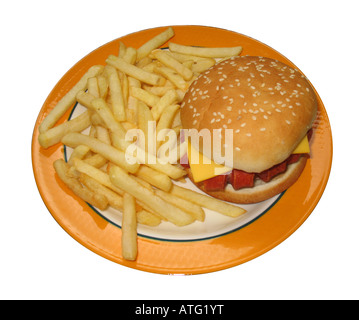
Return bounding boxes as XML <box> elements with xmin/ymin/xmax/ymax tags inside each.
<box><xmin>180</xmin><ymin>55</ymin><xmax>317</xmax><ymax>173</ymax></box>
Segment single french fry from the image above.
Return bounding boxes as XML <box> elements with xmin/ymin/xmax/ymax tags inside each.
<box><xmin>118</xmin><ymin>41</ymin><xmax>127</xmax><ymax>58</ymax></box>
<box><xmin>96</xmin><ymin>75</ymin><xmax>109</xmax><ymax>99</ymax></box>
<box><xmin>119</xmin><ymin>72</ymin><xmax>129</xmax><ymax>108</ymax></box>
<box><xmin>136</xmin><ymin>27</ymin><xmax>174</xmax><ymax>61</ymax></box>
<box><xmin>168</xmin><ymin>42</ymin><xmax>243</xmax><ymax>58</ymax></box>
<box><xmin>38</xmin><ymin>110</ymin><xmax>91</xmax><ymax>148</ymax></box>
<box><xmin>87</xmin><ymin>77</ymin><xmax>100</xmax><ymax>98</ymax></box>
<box><xmin>122</xmin><ymin>193</ymin><xmax>138</xmax><ymax>261</ymax></box>
<box><xmin>53</xmin><ymin>159</ymin><xmax>108</xmax><ymax>210</ymax></box>
<box><xmin>170</xmin><ymin>184</ymin><xmax>246</xmax><ymax>218</ymax></box>
<box><xmin>137</xmin><ymin>101</ymin><xmax>154</xmax><ymax>152</ymax></box>
<box><xmin>156</xmin><ymin>104</ymin><xmax>180</xmax><ymax>136</ymax></box>
<box><xmin>109</xmin><ymin>165</ymin><xmax>195</xmax><ymax>226</ymax></box>
<box><xmin>104</xmin><ymin>65</ymin><xmax>126</xmax><ymax>121</ymax></box>
<box><xmin>39</xmin><ymin>65</ymin><xmax>104</xmax><ymax>133</ymax></box>
<box><xmin>62</xmin><ymin>132</ymin><xmax>140</xmax><ymax>173</ymax></box>
<box><xmin>122</xmin><ymin>47</ymin><xmax>137</xmax><ymax>64</ymax></box>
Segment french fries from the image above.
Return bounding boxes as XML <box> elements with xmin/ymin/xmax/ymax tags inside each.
<box><xmin>61</xmin><ymin>132</ymin><xmax>139</xmax><ymax>174</ymax></box>
<box><xmin>106</xmin><ymin>55</ymin><xmax>163</xmax><ymax>86</ymax></box>
<box><xmin>109</xmin><ymin>165</ymin><xmax>195</xmax><ymax>226</ymax></box>
<box><xmin>53</xmin><ymin>159</ymin><xmax>108</xmax><ymax>210</ymax></box>
<box><xmin>38</xmin><ymin>110</ymin><xmax>91</xmax><ymax>148</ymax></box>
<box><xmin>39</xmin><ymin>65</ymin><xmax>104</xmax><ymax>133</ymax></box>
<box><xmin>38</xmin><ymin>27</ymin><xmax>247</xmax><ymax>261</ymax></box>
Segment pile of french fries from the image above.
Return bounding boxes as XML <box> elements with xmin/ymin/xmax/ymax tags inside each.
<box><xmin>38</xmin><ymin>27</ymin><xmax>246</xmax><ymax>261</ymax></box>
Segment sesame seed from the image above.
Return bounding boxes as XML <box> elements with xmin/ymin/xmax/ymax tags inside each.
<box><xmin>246</xmin><ymin>133</ymin><xmax>252</xmax><ymax>137</ymax></box>
<box><xmin>285</xmin><ymin>120</ymin><xmax>291</xmax><ymax>125</ymax></box>
<box><xmin>260</xmin><ymin>127</ymin><xmax>266</xmax><ymax>131</ymax></box>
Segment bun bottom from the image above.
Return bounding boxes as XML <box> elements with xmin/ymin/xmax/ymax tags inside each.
<box><xmin>185</xmin><ymin>156</ymin><xmax>308</xmax><ymax>204</ymax></box>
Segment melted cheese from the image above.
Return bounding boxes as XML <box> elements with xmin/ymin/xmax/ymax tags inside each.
<box><xmin>187</xmin><ymin>135</ymin><xmax>310</xmax><ymax>183</ymax></box>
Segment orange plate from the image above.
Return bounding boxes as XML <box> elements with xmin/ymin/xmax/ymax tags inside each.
<box><xmin>32</xmin><ymin>25</ymin><xmax>332</xmax><ymax>275</ymax></box>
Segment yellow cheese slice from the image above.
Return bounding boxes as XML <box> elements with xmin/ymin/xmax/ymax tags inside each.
<box><xmin>292</xmin><ymin>134</ymin><xmax>310</xmax><ymax>154</ymax></box>
<box><xmin>187</xmin><ymin>141</ymin><xmax>231</xmax><ymax>183</ymax></box>
<box><xmin>187</xmin><ymin>135</ymin><xmax>310</xmax><ymax>183</ymax></box>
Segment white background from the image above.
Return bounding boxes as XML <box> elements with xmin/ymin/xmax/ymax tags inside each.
<box><xmin>1</xmin><ymin>0</ymin><xmax>358</xmax><ymax>300</ymax></box>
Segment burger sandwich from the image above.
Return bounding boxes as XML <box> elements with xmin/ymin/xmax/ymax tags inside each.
<box><xmin>180</xmin><ymin>55</ymin><xmax>317</xmax><ymax>204</ymax></box>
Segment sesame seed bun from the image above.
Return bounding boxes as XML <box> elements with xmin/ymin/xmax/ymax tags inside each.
<box><xmin>181</xmin><ymin>55</ymin><xmax>317</xmax><ymax>173</ymax></box>
<box><xmin>180</xmin><ymin>55</ymin><xmax>317</xmax><ymax>203</ymax></box>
